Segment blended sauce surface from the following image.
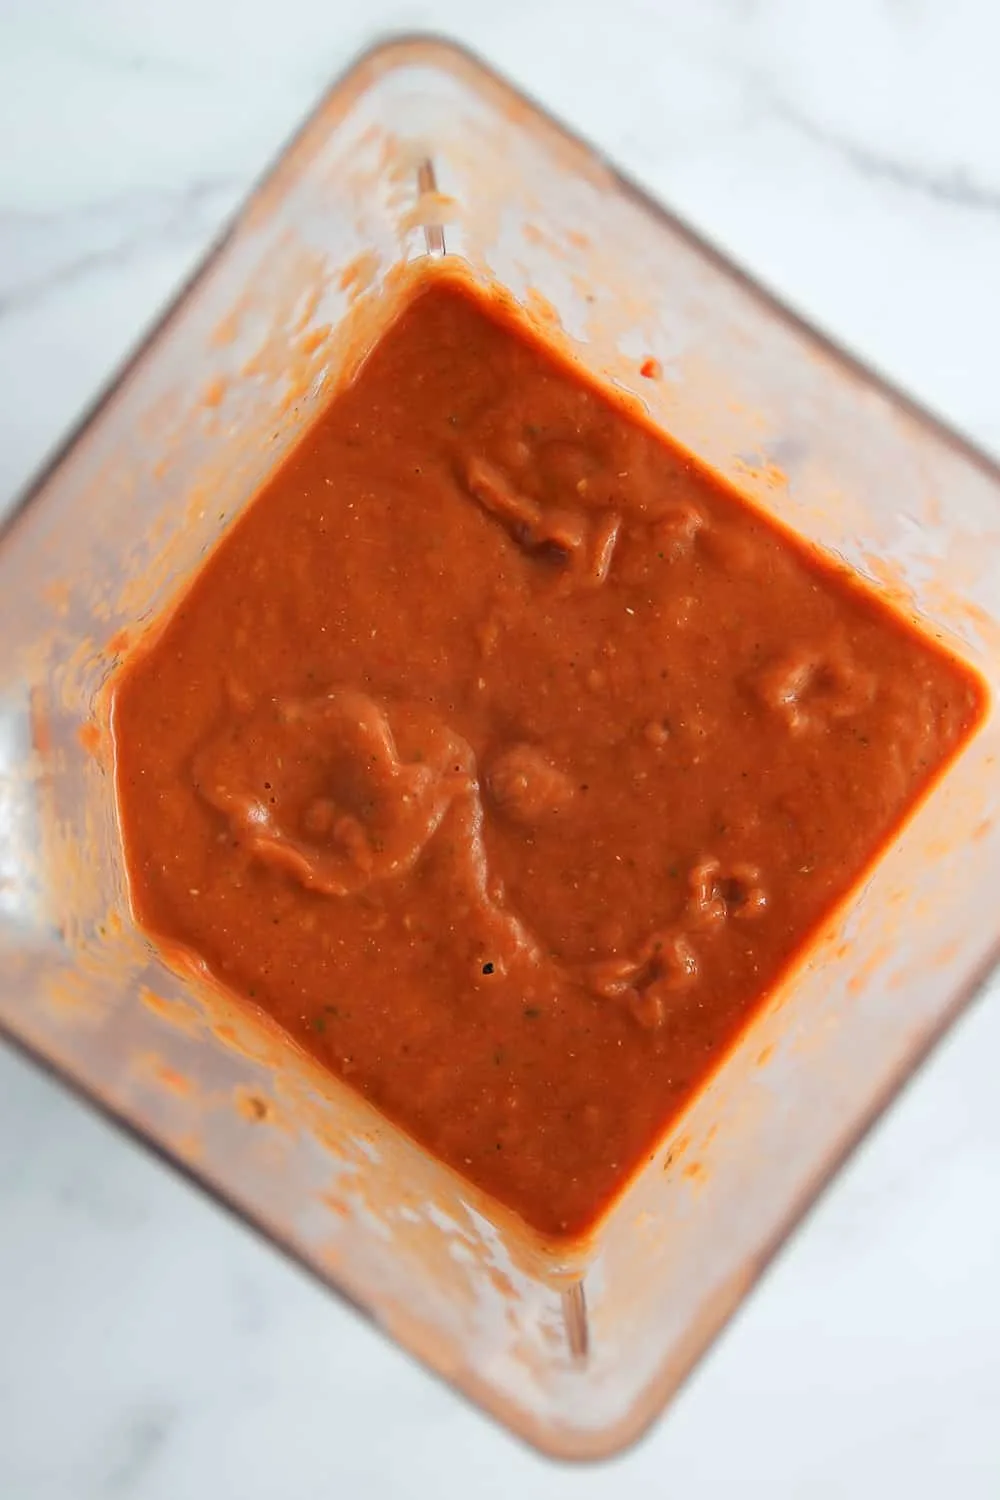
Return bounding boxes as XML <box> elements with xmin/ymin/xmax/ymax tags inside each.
<box><xmin>113</xmin><ymin>272</ymin><xmax>984</xmax><ymax>1239</ymax></box>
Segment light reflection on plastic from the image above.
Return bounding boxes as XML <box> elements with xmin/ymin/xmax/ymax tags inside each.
<box><xmin>0</xmin><ymin>696</ymin><xmax>42</xmax><ymax>934</ymax></box>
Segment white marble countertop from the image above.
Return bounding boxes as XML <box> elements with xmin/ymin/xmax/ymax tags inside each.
<box><xmin>2</xmin><ymin>2</ymin><xmax>1000</xmax><ymax>1495</ymax></box>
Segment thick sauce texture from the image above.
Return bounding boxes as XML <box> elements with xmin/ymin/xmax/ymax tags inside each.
<box><xmin>113</xmin><ymin>274</ymin><xmax>984</xmax><ymax>1239</ymax></box>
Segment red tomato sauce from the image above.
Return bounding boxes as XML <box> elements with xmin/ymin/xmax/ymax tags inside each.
<box><xmin>112</xmin><ymin>272</ymin><xmax>985</xmax><ymax>1239</ymax></box>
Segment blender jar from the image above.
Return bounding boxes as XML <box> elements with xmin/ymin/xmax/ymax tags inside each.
<box><xmin>2</xmin><ymin>37</ymin><xmax>1000</xmax><ymax>1458</ymax></box>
